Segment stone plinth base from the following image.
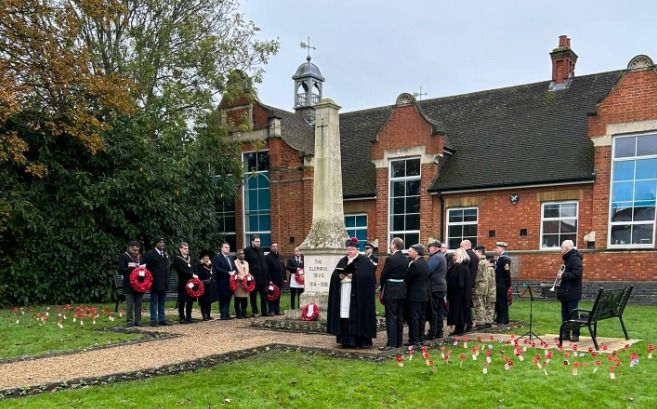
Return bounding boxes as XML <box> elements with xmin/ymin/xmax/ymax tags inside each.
<box><xmin>299</xmin><ymin>293</ymin><xmax>329</xmax><ymax>312</ymax></box>
<box><xmin>252</xmin><ymin>318</ymin><xmax>328</xmax><ymax>333</ymax></box>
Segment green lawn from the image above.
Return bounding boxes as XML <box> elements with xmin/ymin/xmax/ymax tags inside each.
<box><xmin>1</xmin><ymin>298</ymin><xmax>655</xmax><ymax>408</ymax></box>
<box><xmin>0</xmin><ymin>305</ymin><xmax>145</xmax><ymax>360</ymax></box>
<box><xmin>2</xmin><ymin>347</ymin><xmax>656</xmax><ymax>408</ymax></box>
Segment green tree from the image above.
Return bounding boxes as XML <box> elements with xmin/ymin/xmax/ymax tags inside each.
<box><xmin>0</xmin><ymin>0</ymin><xmax>277</xmax><ymax>305</ymax></box>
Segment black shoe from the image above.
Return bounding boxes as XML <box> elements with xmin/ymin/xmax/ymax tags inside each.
<box><xmin>465</xmin><ymin>324</ymin><xmax>473</xmax><ymax>332</ymax></box>
<box><xmin>134</xmin><ymin>322</ymin><xmax>144</xmax><ymax>327</ymax></box>
<box><xmin>150</xmin><ymin>321</ymin><xmax>159</xmax><ymax>327</ymax></box>
<box><xmin>449</xmin><ymin>331</ymin><xmax>464</xmax><ymax>336</ymax></box>
<box><xmin>159</xmin><ymin>321</ymin><xmax>170</xmax><ymax>326</ymax></box>
<box><xmin>379</xmin><ymin>345</ymin><xmax>396</xmax><ymax>351</ymax></box>
<box><xmin>570</xmin><ymin>336</ymin><xmax>580</xmax><ymax>342</ymax></box>
<box><xmin>179</xmin><ymin>319</ymin><xmax>188</xmax><ymax>324</ymax></box>
<box><xmin>484</xmin><ymin>323</ymin><xmax>493</xmax><ymax>328</ymax></box>
<box><xmin>126</xmin><ymin>322</ymin><xmax>136</xmax><ymax>327</ymax></box>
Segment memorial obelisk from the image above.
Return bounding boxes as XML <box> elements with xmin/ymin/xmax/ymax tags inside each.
<box><xmin>298</xmin><ymin>98</ymin><xmax>348</xmax><ymax>315</ymax></box>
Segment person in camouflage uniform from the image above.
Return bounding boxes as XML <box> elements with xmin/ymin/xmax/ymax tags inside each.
<box><xmin>473</xmin><ymin>246</ymin><xmax>496</xmax><ymax>328</ymax></box>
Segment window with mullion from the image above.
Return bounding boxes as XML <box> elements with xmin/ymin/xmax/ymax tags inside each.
<box><xmin>540</xmin><ymin>201</ymin><xmax>578</xmax><ymax>249</ymax></box>
<box><xmin>609</xmin><ymin>133</ymin><xmax>657</xmax><ymax>247</ymax></box>
<box><xmin>446</xmin><ymin>208</ymin><xmax>478</xmax><ymax>250</ymax></box>
<box><xmin>217</xmin><ymin>200</ymin><xmax>237</xmax><ymax>252</ymax></box>
<box><xmin>388</xmin><ymin>158</ymin><xmax>421</xmax><ymax>246</ymax></box>
<box><xmin>243</xmin><ymin>151</ymin><xmax>271</xmax><ymax>248</ymax></box>
<box><xmin>345</xmin><ymin>214</ymin><xmax>368</xmax><ymax>251</ymax></box>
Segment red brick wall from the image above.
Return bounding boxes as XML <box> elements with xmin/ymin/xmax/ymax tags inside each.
<box><xmin>371</xmin><ymin>103</ymin><xmax>444</xmax><ymax>250</ymax></box>
<box><xmin>589</xmin><ymin>69</ymin><xmax>657</xmax><ymax>250</ymax></box>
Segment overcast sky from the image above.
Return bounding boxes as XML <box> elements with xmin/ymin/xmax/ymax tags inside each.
<box><xmin>240</xmin><ymin>0</ymin><xmax>657</xmax><ymax>113</ymax></box>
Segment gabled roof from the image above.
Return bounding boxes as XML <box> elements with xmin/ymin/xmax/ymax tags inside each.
<box><xmin>261</xmin><ymin>70</ymin><xmax>623</xmax><ymax>198</ymax></box>
<box><xmin>339</xmin><ymin>70</ymin><xmax>623</xmax><ymax>196</ymax></box>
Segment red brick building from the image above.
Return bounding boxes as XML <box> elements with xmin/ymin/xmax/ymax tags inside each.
<box><xmin>219</xmin><ymin>36</ymin><xmax>657</xmax><ymax>298</ymax></box>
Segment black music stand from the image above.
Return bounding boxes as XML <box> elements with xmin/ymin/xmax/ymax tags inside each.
<box><xmin>517</xmin><ymin>286</ymin><xmax>544</xmax><ymax>343</ymax></box>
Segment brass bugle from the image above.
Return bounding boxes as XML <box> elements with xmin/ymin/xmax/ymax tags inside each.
<box><xmin>549</xmin><ymin>264</ymin><xmax>566</xmax><ymax>291</ymax></box>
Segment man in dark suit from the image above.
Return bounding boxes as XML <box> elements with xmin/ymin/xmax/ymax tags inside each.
<box><xmin>379</xmin><ymin>237</ymin><xmax>408</xmax><ymax>350</ymax></box>
<box><xmin>285</xmin><ymin>246</ymin><xmax>304</xmax><ymax>309</ymax></box>
<box><xmin>265</xmin><ymin>242</ymin><xmax>286</xmax><ymax>316</ymax></box>
<box><xmin>212</xmin><ymin>242</ymin><xmax>235</xmax><ymax>320</ymax></box>
<box><xmin>406</xmin><ymin>243</ymin><xmax>429</xmax><ymax>346</ymax></box>
<box><xmin>144</xmin><ymin>237</ymin><xmax>171</xmax><ymax>326</ymax></box>
<box><xmin>244</xmin><ymin>235</ymin><xmax>267</xmax><ymax>317</ymax></box>
<box><xmin>118</xmin><ymin>240</ymin><xmax>144</xmax><ymax>327</ymax></box>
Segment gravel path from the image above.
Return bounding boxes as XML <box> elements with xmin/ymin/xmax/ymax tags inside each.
<box><xmin>0</xmin><ymin>311</ymin><xmax>638</xmax><ymax>391</ymax></box>
<box><xmin>0</xmin><ymin>314</ymin><xmax>386</xmax><ymax>391</ymax></box>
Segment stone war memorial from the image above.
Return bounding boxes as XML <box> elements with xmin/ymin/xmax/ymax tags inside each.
<box><xmin>3</xmin><ymin>1</ymin><xmax>657</xmax><ymax>405</ymax></box>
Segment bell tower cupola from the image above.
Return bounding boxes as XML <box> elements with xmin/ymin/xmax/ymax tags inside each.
<box><xmin>293</xmin><ymin>38</ymin><xmax>325</xmax><ymax>122</ymax></box>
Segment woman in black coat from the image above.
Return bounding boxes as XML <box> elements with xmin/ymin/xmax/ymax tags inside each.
<box><xmin>446</xmin><ymin>248</ymin><xmax>473</xmax><ymax>336</ymax></box>
<box><xmin>196</xmin><ymin>250</ymin><xmax>218</xmax><ymax>320</ymax></box>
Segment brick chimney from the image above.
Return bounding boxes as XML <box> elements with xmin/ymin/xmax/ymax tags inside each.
<box><xmin>549</xmin><ymin>35</ymin><xmax>578</xmax><ymax>91</ymax></box>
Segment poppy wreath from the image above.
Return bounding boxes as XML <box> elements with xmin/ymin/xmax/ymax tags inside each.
<box><xmin>241</xmin><ymin>274</ymin><xmax>256</xmax><ymax>293</ymax></box>
<box><xmin>186</xmin><ymin>277</ymin><xmax>205</xmax><ymax>298</ymax></box>
<box><xmin>229</xmin><ymin>274</ymin><xmax>240</xmax><ymax>292</ymax></box>
<box><xmin>294</xmin><ymin>268</ymin><xmax>305</xmax><ymax>285</ymax></box>
<box><xmin>300</xmin><ymin>303</ymin><xmax>319</xmax><ymax>321</ymax></box>
<box><xmin>507</xmin><ymin>287</ymin><xmax>513</xmax><ymax>306</ymax></box>
<box><xmin>266</xmin><ymin>284</ymin><xmax>281</xmax><ymax>301</ymax></box>
<box><xmin>377</xmin><ymin>291</ymin><xmax>384</xmax><ymax>305</ymax></box>
<box><xmin>129</xmin><ymin>266</ymin><xmax>153</xmax><ymax>293</ymax></box>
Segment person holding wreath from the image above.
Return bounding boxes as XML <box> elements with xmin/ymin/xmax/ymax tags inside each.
<box><xmin>195</xmin><ymin>250</ymin><xmax>218</xmax><ymax>321</ymax></box>
<box><xmin>173</xmin><ymin>242</ymin><xmax>196</xmax><ymax>324</ymax></box>
<box><xmin>286</xmin><ymin>246</ymin><xmax>305</xmax><ymax>310</ymax></box>
<box><xmin>232</xmin><ymin>248</ymin><xmax>251</xmax><ymax>319</ymax></box>
<box><xmin>118</xmin><ymin>240</ymin><xmax>144</xmax><ymax>327</ymax></box>
<box><xmin>326</xmin><ymin>238</ymin><xmax>377</xmax><ymax>349</ymax></box>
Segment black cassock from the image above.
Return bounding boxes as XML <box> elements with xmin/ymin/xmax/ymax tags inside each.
<box><xmin>326</xmin><ymin>254</ymin><xmax>377</xmax><ymax>348</ymax></box>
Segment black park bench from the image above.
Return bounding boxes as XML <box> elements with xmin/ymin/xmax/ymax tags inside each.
<box><xmin>559</xmin><ymin>285</ymin><xmax>633</xmax><ymax>350</ymax></box>
<box><xmin>113</xmin><ymin>274</ymin><xmax>179</xmax><ymax>312</ymax></box>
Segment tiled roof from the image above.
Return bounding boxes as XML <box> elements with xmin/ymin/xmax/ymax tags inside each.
<box><xmin>263</xmin><ymin>70</ymin><xmax>623</xmax><ymax>197</ymax></box>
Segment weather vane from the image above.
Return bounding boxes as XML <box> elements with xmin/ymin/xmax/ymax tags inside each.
<box><xmin>300</xmin><ymin>37</ymin><xmax>316</xmax><ymax>61</ymax></box>
<box><xmin>413</xmin><ymin>86</ymin><xmax>428</xmax><ymax>100</ymax></box>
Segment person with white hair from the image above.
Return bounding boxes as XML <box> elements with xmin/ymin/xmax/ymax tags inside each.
<box><xmin>446</xmin><ymin>247</ymin><xmax>472</xmax><ymax>336</ymax></box>
<box><xmin>557</xmin><ymin>239</ymin><xmax>583</xmax><ymax>342</ymax></box>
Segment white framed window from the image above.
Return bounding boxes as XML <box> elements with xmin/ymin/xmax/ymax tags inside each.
<box><xmin>540</xmin><ymin>201</ymin><xmax>578</xmax><ymax>249</ymax></box>
<box><xmin>345</xmin><ymin>214</ymin><xmax>368</xmax><ymax>251</ymax></box>
<box><xmin>446</xmin><ymin>208</ymin><xmax>478</xmax><ymax>250</ymax></box>
<box><xmin>242</xmin><ymin>151</ymin><xmax>271</xmax><ymax>248</ymax></box>
<box><xmin>388</xmin><ymin>157</ymin><xmax>421</xmax><ymax>247</ymax></box>
<box><xmin>609</xmin><ymin>132</ymin><xmax>657</xmax><ymax>247</ymax></box>
<box><xmin>217</xmin><ymin>200</ymin><xmax>237</xmax><ymax>252</ymax></box>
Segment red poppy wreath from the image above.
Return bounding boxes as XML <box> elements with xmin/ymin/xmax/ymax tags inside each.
<box><xmin>129</xmin><ymin>266</ymin><xmax>153</xmax><ymax>293</ymax></box>
<box><xmin>300</xmin><ymin>303</ymin><xmax>319</xmax><ymax>321</ymax></box>
<box><xmin>185</xmin><ymin>277</ymin><xmax>205</xmax><ymax>298</ymax></box>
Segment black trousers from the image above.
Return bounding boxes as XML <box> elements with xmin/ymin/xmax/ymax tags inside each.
<box><xmin>199</xmin><ymin>301</ymin><xmax>212</xmax><ymax>320</ymax></box>
<box><xmin>234</xmin><ymin>297</ymin><xmax>248</xmax><ymax>318</ymax></box>
<box><xmin>495</xmin><ymin>287</ymin><xmax>509</xmax><ymax>324</ymax></box>
<box><xmin>560</xmin><ymin>298</ymin><xmax>580</xmax><ymax>336</ymax></box>
<box><xmin>178</xmin><ymin>300</ymin><xmax>193</xmax><ymax>321</ymax></box>
<box><xmin>408</xmin><ymin>301</ymin><xmax>427</xmax><ymax>344</ymax></box>
<box><xmin>219</xmin><ymin>295</ymin><xmax>232</xmax><ymax>319</ymax></box>
<box><xmin>384</xmin><ymin>299</ymin><xmax>405</xmax><ymax>348</ymax></box>
<box><xmin>249</xmin><ymin>283</ymin><xmax>268</xmax><ymax>316</ymax></box>
<box><xmin>268</xmin><ymin>298</ymin><xmax>280</xmax><ymax>315</ymax></box>
<box><xmin>290</xmin><ymin>287</ymin><xmax>304</xmax><ymax>309</ymax></box>
<box><xmin>426</xmin><ymin>291</ymin><xmax>445</xmax><ymax>338</ymax></box>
